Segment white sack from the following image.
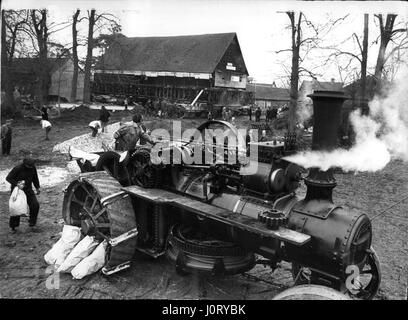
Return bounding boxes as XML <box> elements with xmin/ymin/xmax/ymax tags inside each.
<box><xmin>57</xmin><ymin>235</ymin><xmax>99</xmax><ymax>273</ymax></box>
<box><xmin>71</xmin><ymin>240</ymin><xmax>107</xmax><ymax>279</ymax></box>
<box><xmin>41</xmin><ymin>120</ymin><xmax>52</xmax><ymax>129</ymax></box>
<box><xmin>9</xmin><ymin>187</ymin><xmax>29</xmax><ymax>216</ymax></box>
<box><xmin>69</xmin><ymin>146</ymin><xmax>100</xmax><ymax>166</ymax></box>
<box><xmin>44</xmin><ymin>225</ymin><xmax>82</xmax><ymax>266</ymax></box>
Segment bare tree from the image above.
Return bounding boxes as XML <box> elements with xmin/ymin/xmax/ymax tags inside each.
<box><xmin>83</xmin><ymin>9</ymin><xmax>96</xmax><ymax>104</ymax></box>
<box><xmin>360</xmin><ymin>14</ymin><xmax>369</xmax><ymax>103</ymax></box>
<box><xmin>1</xmin><ymin>10</ymin><xmax>29</xmax><ymax>111</ymax></box>
<box><xmin>15</xmin><ymin>9</ymin><xmax>72</xmax><ymax>106</ymax></box>
<box><xmin>287</xmin><ymin>12</ymin><xmax>302</xmax><ymax>134</ymax></box>
<box><xmin>82</xmin><ymin>10</ymin><xmax>121</xmax><ymax>104</ymax></box>
<box><xmin>278</xmin><ymin>12</ymin><xmax>348</xmax><ymax>133</ymax></box>
<box><xmin>374</xmin><ymin>14</ymin><xmax>407</xmax><ymax>84</ymax></box>
<box><xmin>30</xmin><ymin>9</ymin><xmax>49</xmax><ymax>105</ymax></box>
<box><xmin>323</xmin><ymin>14</ymin><xmax>371</xmax><ymax>105</ymax></box>
<box><xmin>70</xmin><ymin>9</ymin><xmax>81</xmax><ymax>102</ymax></box>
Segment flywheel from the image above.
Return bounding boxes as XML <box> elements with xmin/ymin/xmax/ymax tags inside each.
<box><xmin>166</xmin><ymin>224</ymin><xmax>255</xmax><ymax>276</ymax></box>
<box><xmin>62</xmin><ymin>171</ymin><xmax>138</xmax><ymax>273</ymax></box>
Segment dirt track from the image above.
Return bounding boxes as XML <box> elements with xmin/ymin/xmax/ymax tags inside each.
<box><xmin>0</xmin><ymin>113</ymin><xmax>407</xmax><ymax>299</ymax></box>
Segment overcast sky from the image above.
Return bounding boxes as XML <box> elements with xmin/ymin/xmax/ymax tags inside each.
<box><xmin>3</xmin><ymin>0</ymin><xmax>408</xmax><ymax>85</ymax></box>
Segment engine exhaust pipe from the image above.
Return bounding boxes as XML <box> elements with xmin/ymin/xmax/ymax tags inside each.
<box><xmin>304</xmin><ymin>90</ymin><xmax>348</xmax><ymax>202</ymax></box>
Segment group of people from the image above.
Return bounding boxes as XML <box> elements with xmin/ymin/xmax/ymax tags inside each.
<box><xmin>248</xmin><ymin>106</ymin><xmax>278</xmax><ymax>122</ymax></box>
<box><xmin>265</xmin><ymin>107</ymin><xmax>278</xmax><ymax>122</ymax></box>
<box><xmin>221</xmin><ymin>107</ymin><xmax>233</xmax><ymax>122</ymax></box>
<box><xmin>87</xmin><ymin>105</ymin><xmax>156</xmax><ymax>152</ymax></box>
<box><xmin>1</xmin><ymin>104</ymin><xmax>52</xmax><ymax>157</ymax></box>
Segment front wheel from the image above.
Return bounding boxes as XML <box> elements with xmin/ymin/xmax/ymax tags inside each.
<box><xmin>291</xmin><ymin>246</ymin><xmax>381</xmax><ymax>300</ymax></box>
<box><xmin>273</xmin><ymin>285</ymin><xmax>350</xmax><ymax>300</ymax></box>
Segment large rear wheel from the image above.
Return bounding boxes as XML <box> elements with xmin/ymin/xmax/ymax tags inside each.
<box><xmin>62</xmin><ymin>171</ymin><xmax>138</xmax><ymax>272</ymax></box>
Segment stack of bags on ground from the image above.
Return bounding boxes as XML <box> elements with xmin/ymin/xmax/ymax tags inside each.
<box><xmin>44</xmin><ymin>225</ymin><xmax>107</xmax><ymax>279</ymax></box>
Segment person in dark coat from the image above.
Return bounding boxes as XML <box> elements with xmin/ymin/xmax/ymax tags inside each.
<box><xmin>6</xmin><ymin>157</ymin><xmax>41</xmax><ymax>231</ymax></box>
<box><xmin>114</xmin><ymin>113</ymin><xmax>155</xmax><ymax>151</ymax></box>
<box><xmin>248</xmin><ymin>107</ymin><xmax>252</xmax><ymax>121</ymax></box>
<box><xmin>255</xmin><ymin>107</ymin><xmax>261</xmax><ymax>122</ymax></box>
<box><xmin>99</xmin><ymin>106</ymin><xmax>111</xmax><ymax>133</ymax></box>
<box><xmin>1</xmin><ymin>119</ymin><xmax>13</xmax><ymax>156</ymax></box>
<box><xmin>41</xmin><ymin>106</ymin><xmax>49</xmax><ymax>121</ymax></box>
<box><xmin>271</xmin><ymin>107</ymin><xmax>278</xmax><ymax>120</ymax></box>
<box><xmin>245</xmin><ymin>129</ymin><xmax>252</xmax><ymax>156</ymax></box>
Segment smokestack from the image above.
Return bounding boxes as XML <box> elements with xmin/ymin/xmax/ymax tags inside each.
<box><xmin>304</xmin><ymin>90</ymin><xmax>348</xmax><ymax>202</ymax></box>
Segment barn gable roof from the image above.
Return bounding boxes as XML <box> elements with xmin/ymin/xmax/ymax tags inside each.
<box><xmin>97</xmin><ymin>32</ymin><xmax>248</xmax><ymax>74</ymax></box>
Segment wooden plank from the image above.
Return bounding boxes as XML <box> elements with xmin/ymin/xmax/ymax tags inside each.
<box><xmin>122</xmin><ymin>185</ymin><xmax>310</xmax><ymax>246</ymax></box>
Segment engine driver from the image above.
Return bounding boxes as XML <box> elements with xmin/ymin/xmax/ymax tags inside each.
<box><xmin>114</xmin><ymin>113</ymin><xmax>155</xmax><ymax>151</ymax></box>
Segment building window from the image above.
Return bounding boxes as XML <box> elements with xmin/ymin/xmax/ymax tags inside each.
<box><xmin>231</xmin><ymin>75</ymin><xmax>240</xmax><ymax>82</ymax></box>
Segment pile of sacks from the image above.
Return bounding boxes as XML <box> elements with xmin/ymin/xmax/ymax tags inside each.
<box><xmin>44</xmin><ymin>225</ymin><xmax>107</xmax><ymax>279</ymax></box>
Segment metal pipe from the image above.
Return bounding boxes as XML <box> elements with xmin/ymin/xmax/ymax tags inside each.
<box><xmin>304</xmin><ymin>91</ymin><xmax>348</xmax><ymax>202</ymax></box>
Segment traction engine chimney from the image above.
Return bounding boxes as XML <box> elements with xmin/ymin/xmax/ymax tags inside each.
<box><xmin>304</xmin><ymin>90</ymin><xmax>347</xmax><ymax>202</ymax></box>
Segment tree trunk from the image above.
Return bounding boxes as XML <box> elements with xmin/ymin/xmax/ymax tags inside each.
<box><xmin>360</xmin><ymin>14</ymin><xmax>369</xmax><ymax>102</ymax></box>
<box><xmin>83</xmin><ymin>9</ymin><xmax>95</xmax><ymax>104</ymax></box>
<box><xmin>70</xmin><ymin>9</ymin><xmax>80</xmax><ymax>102</ymax></box>
<box><xmin>374</xmin><ymin>14</ymin><xmax>397</xmax><ymax>89</ymax></box>
<box><xmin>31</xmin><ymin>9</ymin><xmax>49</xmax><ymax>105</ymax></box>
<box><xmin>1</xmin><ymin>10</ymin><xmax>15</xmax><ymax>111</ymax></box>
<box><xmin>288</xmin><ymin>12</ymin><xmax>301</xmax><ymax>134</ymax></box>
<box><xmin>289</xmin><ymin>51</ymin><xmax>299</xmax><ymax>133</ymax></box>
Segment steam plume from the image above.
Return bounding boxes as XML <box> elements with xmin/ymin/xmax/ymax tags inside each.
<box><xmin>297</xmin><ymin>98</ymin><xmax>313</xmax><ymax>125</ymax></box>
<box><xmin>284</xmin><ymin>71</ymin><xmax>408</xmax><ymax>172</ymax></box>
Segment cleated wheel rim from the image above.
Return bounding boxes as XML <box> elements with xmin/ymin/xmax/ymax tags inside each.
<box><xmin>63</xmin><ymin>171</ymin><xmax>137</xmax><ymax>270</ymax></box>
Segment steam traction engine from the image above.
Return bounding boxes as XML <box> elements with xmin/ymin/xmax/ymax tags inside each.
<box><xmin>64</xmin><ymin>91</ymin><xmax>380</xmax><ymax>299</ymax></box>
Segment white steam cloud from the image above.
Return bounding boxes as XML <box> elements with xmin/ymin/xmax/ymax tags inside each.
<box><xmin>297</xmin><ymin>98</ymin><xmax>313</xmax><ymax>126</ymax></box>
<box><xmin>284</xmin><ymin>71</ymin><xmax>408</xmax><ymax>172</ymax></box>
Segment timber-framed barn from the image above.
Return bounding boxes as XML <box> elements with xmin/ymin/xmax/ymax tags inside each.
<box><xmin>92</xmin><ymin>32</ymin><xmax>252</xmax><ymax>108</ymax></box>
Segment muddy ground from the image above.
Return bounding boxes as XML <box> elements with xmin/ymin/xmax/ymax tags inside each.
<box><xmin>0</xmin><ymin>110</ymin><xmax>407</xmax><ymax>300</ymax></box>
